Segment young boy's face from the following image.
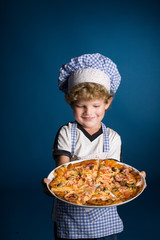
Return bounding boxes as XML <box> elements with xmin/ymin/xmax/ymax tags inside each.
<box><xmin>72</xmin><ymin>98</ymin><xmax>112</xmax><ymax>132</ymax></box>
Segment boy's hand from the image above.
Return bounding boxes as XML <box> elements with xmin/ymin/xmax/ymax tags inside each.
<box><xmin>42</xmin><ymin>178</ymin><xmax>53</xmax><ymax>197</ymax></box>
<box><xmin>43</xmin><ymin>178</ymin><xmax>51</xmax><ymax>184</ymax></box>
<box><xmin>140</xmin><ymin>171</ymin><xmax>147</xmax><ymax>188</ymax></box>
<box><xmin>140</xmin><ymin>171</ymin><xmax>146</xmax><ymax>178</ymax></box>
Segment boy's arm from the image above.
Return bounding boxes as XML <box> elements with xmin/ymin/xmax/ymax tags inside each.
<box><xmin>55</xmin><ymin>155</ymin><xmax>70</xmax><ymax>167</ymax></box>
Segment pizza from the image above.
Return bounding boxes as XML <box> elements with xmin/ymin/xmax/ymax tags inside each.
<box><xmin>48</xmin><ymin>159</ymin><xmax>144</xmax><ymax>206</ymax></box>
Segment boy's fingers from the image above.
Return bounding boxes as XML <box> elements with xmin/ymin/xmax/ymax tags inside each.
<box><xmin>140</xmin><ymin>171</ymin><xmax>146</xmax><ymax>178</ymax></box>
<box><xmin>41</xmin><ymin>178</ymin><xmax>53</xmax><ymax>197</ymax></box>
<box><xmin>139</xmin><ymin>171</ymin><xmax>147</xmax><ymax>188</ymax></box>
<box><xmin>43</xmin><ymin>178</ymin><xmax>51</xmax><ymax>184</ymax></box>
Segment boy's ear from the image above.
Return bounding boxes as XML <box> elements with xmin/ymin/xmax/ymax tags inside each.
<box><xmin>105</xmin><ymin>97</ymin><xmax>113</xmax><ymax>110</ymax></box>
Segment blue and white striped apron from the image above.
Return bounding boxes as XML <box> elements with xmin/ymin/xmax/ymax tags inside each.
<box><xmin>54</xmin><ymin>122</ymin><xmax>123</xmax><ymax>239</ymax></box>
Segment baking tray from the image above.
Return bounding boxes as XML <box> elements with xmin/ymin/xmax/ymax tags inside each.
<box><xmin>47</xmin><ymin>158</ymin><xmax>146</xmax><ymax>208</ymax></box>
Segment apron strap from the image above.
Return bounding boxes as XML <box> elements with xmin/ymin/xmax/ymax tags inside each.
<box><xmin>71</xmin><ymin>122</ymin><xmax>77</xmax><ymax>156</ymax></box>
<box><xmin>102</xmin><ymin>122</ymin><xmax>110</xmax><ymax>152</ymax></box>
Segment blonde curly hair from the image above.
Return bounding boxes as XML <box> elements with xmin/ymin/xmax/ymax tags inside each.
<box><xmin>65</xmin><ymin>82</ymin><xmax>114</xmax><ymax>105</ymax></box>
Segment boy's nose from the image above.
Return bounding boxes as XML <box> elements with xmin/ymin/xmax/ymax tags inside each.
<box><xmin>85</xmin><ymin>107</ymin><xmax>93</xmax><ymax>115</ymax></box>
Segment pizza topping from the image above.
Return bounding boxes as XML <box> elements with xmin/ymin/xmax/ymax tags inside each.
<box><xmin>49</xmin><ymin>159</ymin><xmax>144</xmax><ymax>206</ymax></box>
<box><xmin>112</xmin><ymin>167</ymin><xmax>119</xmax><ymax>172</ymax></box>
<box><xmin>56</xmin><ymin>183</ymin><xmax>62</xmax><ymax>187</ymax></box>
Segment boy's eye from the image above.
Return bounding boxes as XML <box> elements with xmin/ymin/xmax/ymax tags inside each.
<box><xmin>75</xmin><ymin>105</ymin><xmax>83</xmax><ymax>108</ymax></box>
<box><xmin>94</xmin><ymin>105</ymin><xmax>100</xmax><ymax>108</ymax></box>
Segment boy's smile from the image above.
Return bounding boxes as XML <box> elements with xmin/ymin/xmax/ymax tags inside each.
<box><xmin>73</xmin><ymin>98</ymin><xmax>112</xmax><ymax>134</ymax></box>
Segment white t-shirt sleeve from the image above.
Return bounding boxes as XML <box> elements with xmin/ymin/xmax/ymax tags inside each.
<box><xmin>53</xmin><ymin>124</ymin><xmax>72</xmax><ymax>158</ymax></box>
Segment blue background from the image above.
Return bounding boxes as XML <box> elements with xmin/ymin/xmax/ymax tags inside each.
<box><xmin>1</xmin><ymin>0</ymin><xmax>160</xmax><ymax>239</ymax></box>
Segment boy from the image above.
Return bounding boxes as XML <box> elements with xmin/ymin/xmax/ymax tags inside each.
<box><xmin>43</xmin><ymin>53</ymin><xmax>145</xmax><ymax>240</ymax></box>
